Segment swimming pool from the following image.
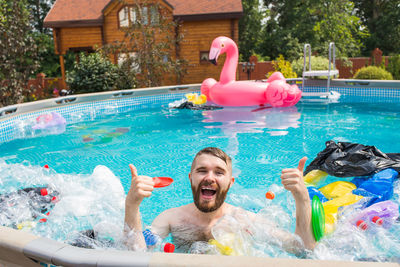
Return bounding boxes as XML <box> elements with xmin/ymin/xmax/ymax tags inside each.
<box><xmin>0</xmin><ymin>83</ymin><xmax>400</xmax><ymax>265</ymax></box>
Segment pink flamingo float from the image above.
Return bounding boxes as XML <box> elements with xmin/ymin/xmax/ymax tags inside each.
<box><xmin>201</xmin><ymin>36</ymin><xmax>302</xmax><ymax>107</ymax></box>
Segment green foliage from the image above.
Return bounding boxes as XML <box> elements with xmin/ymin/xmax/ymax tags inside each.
<box><xmin>311</xmin><ymin>0</ymin><xmax>369</xmax><ymax>58</ymax></box>
<box><xmin>66</xmin><ymin>52</ymin><xmax>120</xmax><ymax>93</ymax></box>
<box><xmin>240</xmin><ymin>53</ymin><xmax>270</xmax><ymax>62</ymax></box>
<box><xmin>262</xmin><ymin>0</ymin><xmax>316</xmax><ymax>61</ymax></box>
<box><xmin>27</xmin><ymin>0</ymin><xmax>61</xmax><ymax>78</ymax></box>
<box><xmin>33</xmin><ymin>32</ymin><xmax>60</xmax><ymax>77</ymax></box>
<box><xmin>27</xmin><ymin>0</ymin><xmax>56</xmax><ymax>34</ymax></box>
<box><xmin>387</xmin><ymin>55</ymin><xmax>400</xmax><ymax>80</ymax></box>
<box><xmin>260</xmin><ymin>0</ymin><xmax>369</xmax><ymax>60</ymax></box>
<box><xmin>352</xmin><ymin>0</ymin><xmax>400</xmax><ymax>55</ymax></box>
<box><xmin>291</xmin><ymin>56</ymin><xmax>330</xmax><ymax>77</ymax></box>
<box><xmin>0</xmin><ymin>0</ymin><xmax>38</xmax><ymax>107</ymax></box>
<box><xmin>114</xmin><ymin>57</ymin><xmax>138</xmax><ymax>90</ymax></box>
<box><xmin>239</xmin><ymin>0</ymin><xmax>266</xmax><ymax>61</ymax></box>
<box><xmin>353</xmin><ymin>66</ymin><xmax>393</xmax><ymax>80</ymax></box>
<box><xmin>101</xmin><ymin>0</ymin><xmax>187</xmax><ymax>88</ymax></box>
<box><xmin>267</xmin><ymin>55</ymin><xmax>297</xmax><ymax>78</ymax></box>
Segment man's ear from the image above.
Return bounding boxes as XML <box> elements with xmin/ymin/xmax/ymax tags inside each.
<box><xmin>189</xmin><ymin>172</ymin><xmax>192</xmax><ymax>182</ymax></box>
<box><xmin>230</xmin><ymin>177</ymin><xmax>235</xmax><ymax>187</ymax></box>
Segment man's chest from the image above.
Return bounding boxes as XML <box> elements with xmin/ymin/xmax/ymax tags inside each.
<box><xmin>170</xmin><ymin>223</ymin><xmax>213</xmax><ymax>251</ymax></box>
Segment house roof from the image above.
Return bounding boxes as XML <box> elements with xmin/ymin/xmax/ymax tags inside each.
<box><xmin>44</xmin><ymin>0</ymin><xmax>110</xmax><ymax>27</ymax></box>
<box><xmin>168</xmin><ymin>0</ymin><xmax>242</xmax><ymax>21</ymax></box>
<box><xmin>44</xmin><ymin>0</ymin><xmax>242</xmax><ymax>27</ymax></box>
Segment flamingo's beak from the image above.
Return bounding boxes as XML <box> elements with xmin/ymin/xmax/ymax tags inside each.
<box><xmin>209</xmin><ymin>47</ymin><xmax>220</xmax><ymax>65</ymax></box>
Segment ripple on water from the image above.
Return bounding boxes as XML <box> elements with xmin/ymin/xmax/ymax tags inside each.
<box><xmin>1</xmin><ymin>102</ymin><xmax>400</xmax><ymax>260</ymax></box>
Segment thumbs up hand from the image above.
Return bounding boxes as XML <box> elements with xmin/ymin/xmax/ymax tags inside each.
<box><xmin>281</xmin><ymin>157</ymin><xmax>309</xmax><ymax>201</ymax></box>
<box><xmin>126</xmin><ymin>164</ymin><xmax>155</xmax><ymax>208</ymax></box>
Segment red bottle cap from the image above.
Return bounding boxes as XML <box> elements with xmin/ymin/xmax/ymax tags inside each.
<box><xmin>40</xmin><ymin>188</ymin><xmax>48</xmax><ymax>196</ymax></box>
<box><xmin>372</xmin><ymin>216</ymin><xmax>383</xmax><ymax>226</ymax></box>
<box><xmin>39</xmin><ymin>218</ymin><xmax>47</xmax><ymax>223</ymax></box>
<box><xmin>44</xmin><ymin>164</ymin><xmax>49</xmax><ymax>169</ymax></box>
<box><xmin>163</xmin><ymin>242</ymin><xmax>175</xmax><ymax>253</ymax></box>
<box><xmin>51</xmin><ymin>196</ymin><xmax>59</xmax><ymax>203</ymax></box>
<box><xmin>356</xmin><ymin>220</ymin><xmax>368</xmax><ymax>230</ymax></box>
<box><xmin>265</xmin><ymin>191</ymin><xmax>275</xmax><ymax>200</ymax></box>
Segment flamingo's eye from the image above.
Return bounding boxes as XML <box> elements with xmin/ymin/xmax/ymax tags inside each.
<box><xmin>221</xmin><ymin>43</ymin><xmax>225</xmax><ymax>48</ymax></box>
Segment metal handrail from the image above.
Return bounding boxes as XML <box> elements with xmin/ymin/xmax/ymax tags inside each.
<box><xmin>302</xmin><ymin>42</ymin><xmax>338</xmax><ymax>93</ymax></box>
<box><xmin>303</xmin><ymin>44</ymin><xmax>311</xmax><ymax>72</ymax></box>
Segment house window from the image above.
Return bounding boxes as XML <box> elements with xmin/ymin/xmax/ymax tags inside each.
<box><xmin>150</xmin><ymin>6</ymin><xmax>159</xmax><ymax>25</ymax></box>
<box><xmin>118</xmin><ymin>7</ymin><xmax>129</xmax><ymax>27</ymax></box>
<box><xmin>118</xmin><ymin>52</ymin><xmax>140</xmax><ymax>72</ymax></box>
<box><xmin>162</xmin><ymin>55</ymin><xmax>168</xmax><ymax>63</ymax></box>
<box><xmin>130</xmin><ymin>8</ymin><xmax>137</xmax><ymax>24</ymax></box>
<box><xmin>118</xmin><ymin>5</ymin><xmax>159</xmax><ymax>27</ymax></box>
<box><xmin>141</xmin><ymin>6</ymin><xmax>148</xmax><ymax>25</ymax></box>
<box><xmin>200</xmin><ymin>51</ymin><xmax>209</xmax><ymax>63</ymax></box>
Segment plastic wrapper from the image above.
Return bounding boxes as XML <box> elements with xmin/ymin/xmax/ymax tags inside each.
<box><xmin>352</xmin><ymin>168</ymin><xmax>398</xmax><ymax>206</ymax></box>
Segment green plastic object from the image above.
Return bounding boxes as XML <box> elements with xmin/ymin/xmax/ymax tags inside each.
<box><xmin>311</xmin><ymin>195</ymin><xmax>325</xmax><ymax>241</ymax></box>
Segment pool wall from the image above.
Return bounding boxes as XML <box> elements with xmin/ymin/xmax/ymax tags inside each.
<box><xmin>1</xmin><ymin>226</ymin><xmax>399</xmax><ymax>267</ymax></box>
<box><xmin>1</xmin><ymin>81</ymin><xmax>400</xmax><ymax>266</ymax></box>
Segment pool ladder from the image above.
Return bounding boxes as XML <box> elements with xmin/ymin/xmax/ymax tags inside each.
<box><xmin>302</xmin><ymin>43</ymin><xmax>339</xmax><ymax>97</ymax></box>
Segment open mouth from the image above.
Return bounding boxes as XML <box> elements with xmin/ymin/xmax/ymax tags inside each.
<box><xmin>201</xmin><ymin>187</ymin><xmax>217</xmax><ymax>198</ymax></box>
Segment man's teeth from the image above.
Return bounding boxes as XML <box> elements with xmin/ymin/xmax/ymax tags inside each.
<box><xmin>201</xmin><ymin>186</ymin><xmax>215</xmax><ymax>190</ymax></box>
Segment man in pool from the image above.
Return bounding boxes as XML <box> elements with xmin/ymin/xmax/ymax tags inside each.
<box><xmin>124</xmin><ymin>147</ymin><xmax>315</xmax><ymax>253</ymax></box>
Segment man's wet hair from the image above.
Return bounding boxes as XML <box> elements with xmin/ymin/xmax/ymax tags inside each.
<box><xmin>191</xmin><ymin>147</ymin><xmax>232</xmax><ymax>173</ymax></box>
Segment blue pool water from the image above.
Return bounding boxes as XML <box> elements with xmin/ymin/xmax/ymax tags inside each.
<box><xmin>0</xmin><ymin>96</ymin><xmax>400</xmax><ymax>260</ymax></box>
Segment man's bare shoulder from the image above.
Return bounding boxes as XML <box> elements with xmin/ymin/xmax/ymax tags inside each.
<box><xmin>156</xmin><ymin>203</ymin><xmax>193</xmax><ymax>222</ymax></box>
<box><xmin>151</xmin><ymin>204</ymin><xmax>193</xmax><ymax>237</ymax></box>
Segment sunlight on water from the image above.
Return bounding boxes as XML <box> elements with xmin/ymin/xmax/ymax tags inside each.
<box><xmin>1</xmin><ymin>99</ymin><xmax>400</xmax><ymax>261</ymax></box>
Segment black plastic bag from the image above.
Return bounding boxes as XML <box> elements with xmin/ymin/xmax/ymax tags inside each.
<box><xmin>304</xmin><ymin>141</ymin><xmax>400</xmax><ymax>177</ymax></box>
<box><xmin>174</xmin><ymin>101</ymin><xmax>223</xmax><ymax>110</ymax></box>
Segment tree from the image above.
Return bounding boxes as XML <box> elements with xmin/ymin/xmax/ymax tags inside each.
<box><xmin>311</xmin><ymin>0</ymin><xmax>369</xmax><ymax>58</ymax></box>
<box><xmin>31</xmin><ymin>32</ymin><xmax>61</xmax><ymax>77</ymax></box>
<box><xmin>27</xmin><ymin>0</ymin><xmax>56</xmax><ymax>34</ymax></box>
<box><xmin>27</xmin><ymin>0</ymin><xmax>61</xmax><ymax>77</ymax></box>
<box><xmin>239</xmin><ymin>0</ymin><xmax>266</xmax><ymax>61</ymax></box>
<box><xmin>261</xmin><ymin>0</ymin><xmax>368</xmax><ymax>60</ymax></box>
<box><xmin>101</xmin><ymin>0</ymin><xmax>187</xmax><ymax>88</ymax></box>
<box><xmin>0</xmin><ymin>0</ymin><xmax>38</xmax><ymax>107</ymax></box>
<box><xmin>261</xmin><ymin>0</ymin><xmax>317</xmax><ymax>61</ymax></box>
<box><xmin>352</xmin><ymin>0</ymin><xmax>400</xmax><ymax>55</ymax></box>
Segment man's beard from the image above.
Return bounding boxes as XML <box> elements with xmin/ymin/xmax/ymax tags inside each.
<box><xmin>191</xmin><ymin>180</ymin><xmax>230</xmax><ymax>213</ymax></box>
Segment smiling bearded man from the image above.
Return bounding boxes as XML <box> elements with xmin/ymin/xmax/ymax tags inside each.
<box><xmin>124</xmin><ymin>147</ymin><xmax>316</xmax><ymax>253</ymax></box>
<box><xmin>190</xmin><ymin>148</ymin><xmax>232</xmax><ymax>213</ymax></box>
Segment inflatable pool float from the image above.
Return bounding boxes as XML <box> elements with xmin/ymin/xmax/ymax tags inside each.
<box><xmin>32</xmin><ymin>112</ymin><xmax>66</xmax><ymax>130</ymax></box>
<box><xmin>349</xmin><ymin>200</ymin><xmax>399</xmax><ymax>230</ymax></box>
<box><xmin>201</xmin><ymin>36</ymin><xmax>301</xmax><ymax>107</ymax></box>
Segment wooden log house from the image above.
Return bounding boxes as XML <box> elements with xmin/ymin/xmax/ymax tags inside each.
<box><xmin>43</xmin><ymin>0</ymin><xmax>243</xmax><ymax>87</ymax></box>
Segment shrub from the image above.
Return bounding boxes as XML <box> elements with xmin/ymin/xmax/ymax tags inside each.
<box><xmin>66</xmin><ymin>52</ymin><xmax>119</xmax><ymax>94</ymax></box>
<box><xmin>115</xmin><ymin>57</ymin><xmax>137</xmax><ymax>90</ymax></box>
<box><xmin>353</xmin><ymin>66</ymin><xmax>393</xmax><ymax>80</ymax></box>
<box><xmin>291</xmin><ymin>56</ymin><xmax>331</xmax><ymax>78</ymax></box>
<box><xmin>387</xmin><ymin>55</ymin><xmax>400</xmax><ymax>80</ymax></box>
<box><xmin>267</xmin><ymin>55</ymin><xmax>297</xmax><ymax>79</ymax></box>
